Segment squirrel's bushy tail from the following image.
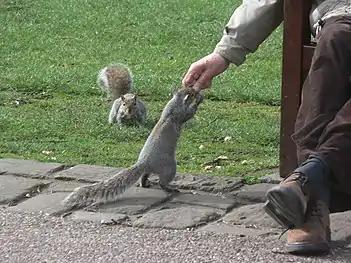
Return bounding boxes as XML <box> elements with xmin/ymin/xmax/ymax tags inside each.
<box><xmin>62</xmin><ymin>163</ymin><xmax>147</xmax><ymax>209</ymax></box>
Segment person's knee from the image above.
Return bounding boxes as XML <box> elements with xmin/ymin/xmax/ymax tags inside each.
<box><xmin>317</xmin><ymin>19</ymin><xmax>351</xmax><ymax>47</ymax></box>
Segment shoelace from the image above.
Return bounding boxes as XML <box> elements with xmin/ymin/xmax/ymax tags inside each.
<box><xmin>310</xmin><ymin>201</ymin><xmax>325</xmax><ymax>228</ymax></box>
<box><xmin>277</xmin><ymin>201</ymin><xmax>324</xmax><ymax>240</ymax></box>
<box><xmin>278</xmin><ymin>227</ymin><xmax>292</xmax><ymax>240</ymax></box>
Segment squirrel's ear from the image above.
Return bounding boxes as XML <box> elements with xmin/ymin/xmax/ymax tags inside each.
<box><xmin>121</xmin><ymin>95</ymin><xmax>125</xmax><ymax>101</ymax></box>
<box><xmin>132</xmin><ymin>94</ymin><xmax>137</xmax><ymax>104</ymax></box>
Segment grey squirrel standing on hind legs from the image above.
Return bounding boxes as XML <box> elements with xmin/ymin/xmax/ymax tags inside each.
<box><xmin>62</xmin><ymin>87</ymin><xmax>204</xmax><ymax>209</ymax></box>
<box><xmin>97</xmin><ymin>64</ymin><xmax>147</xmax><ymax>125</ymax></box>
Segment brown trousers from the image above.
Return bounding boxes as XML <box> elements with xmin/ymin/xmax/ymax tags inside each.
<box><xmin>291</xmin><ymin>16</ymin><xmax>351</xmax><ymax>213</ymax></box>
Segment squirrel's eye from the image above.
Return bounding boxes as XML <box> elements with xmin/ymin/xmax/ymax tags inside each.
<box><xmin>123</xmin><ymin>103</ymin><xmax>126</xmax><ymax>106</ymax></box>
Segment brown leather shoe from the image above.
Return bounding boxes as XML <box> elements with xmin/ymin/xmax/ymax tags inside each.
<box><xmin>264</xmin><ymin>172</ymin><xmax>310</xmax><ymax>228</ymax></box>
<box><xmin>285</xmin><ymin>199</ymin><xmax>331</xmax><ymax>254</ymax></box>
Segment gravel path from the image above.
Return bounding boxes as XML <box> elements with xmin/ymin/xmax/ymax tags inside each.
<box><xmin>0</xmin><ymin>208</ymin><xmax>350</xmax><ymax>263</ymax></box>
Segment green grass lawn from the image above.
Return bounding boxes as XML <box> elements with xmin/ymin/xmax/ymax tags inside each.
<box><xmin>0</xmin><ymin>0</ymin><xmax>283</xmax><ymax>182</ymax></box>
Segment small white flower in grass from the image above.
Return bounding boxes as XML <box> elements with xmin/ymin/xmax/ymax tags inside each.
<box><xmin>224</xmin><ymin>136</ymin><xmax>232</xmax><ymax>142</ymax></box>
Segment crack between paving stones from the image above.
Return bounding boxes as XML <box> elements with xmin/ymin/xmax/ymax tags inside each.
<box><xmin>201</xmin><ymin>183</ymin><xmax>245</xmax><ymax>194</ymax></box>
<box><xmin>132</xmin><ymin>212</ymin><xmax>223</xmax><ymax>231</ymax></box>
<box><xmin>164</xmin><ymin>183</ymin><xmax>244</xmax><ymax>194</ymax></box>
<box><xmin>170</xmin><ymin>196</ymin><xmax>255</xmax><ymax>215</ymax></box>
<box><xmin>241</xmin><ymin>167</ymin><xmax>279</xmax><ymax>177</ymax></box>
<box><xmin>1</xmin><ymin>164</ymin><xmax>74</xmax><ymax>179</ymax></box>
<box><xmin>191</xmin><ymin>213</ymin><xmax>224</xmax><ymax>230</ymax></box>
<box><xmin>53</xmin><ymin>176</ymin><xmax>101</xmax><ymax>184</ymax></box>
<box><xmin>169</xmin><ymin>201</ymin><xmax>238</xmax><ymax>213</ymax></box>
<box><xmin>56</xmin><ymin>210</ymin><xmax>132</xmax><ymax>226</ymax></box>
<box><xmin>131</xmin><ymin>192</ymin><xmax>180</xmax><ymax>215</ymax></box>
<box><xmin>331</xmin><ymin>234</ymin><xmax>351</xmax><ymax>249</ymax></box>
<box><xmin>210</xmin><ymin>200</ymin><xmax>256</xmax><ymax>225</ymax></box>
<box><xmin>47</xmin><ymin>164</ymin><xmax>75</xmax><ymax>176</ymax></box>
<box><xmin>229</xmin><ymin>195</ymin><xmax>266</xmax><ymax>205</ymax></box>
<box><xmin>101</xmin><ymin>217</ymin><xmax>130</xmax><ymax>226</ymax></box>
<box><xmin>4</xmin><ymin>182</ymin><xmax>53</xmax><ymax>206</ymax></box>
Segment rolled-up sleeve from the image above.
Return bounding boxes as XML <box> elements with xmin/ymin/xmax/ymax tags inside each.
<box><xmin>214</xmin><ymin>0</ymin><xmax>284</xmax><ymax>66</ymax></box>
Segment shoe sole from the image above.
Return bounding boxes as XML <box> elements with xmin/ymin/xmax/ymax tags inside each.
<box><xmin>285</xmin><ymin>242</ymin><xmax>330</xmax><ymax>255</ymax></box>
<box><xmin>263</xmin><ymin>186</ymin><xmax>305</xmax><ymax>229</ymax></box>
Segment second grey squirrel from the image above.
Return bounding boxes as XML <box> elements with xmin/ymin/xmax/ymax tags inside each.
<box><xmin>62</xmin><ymin>87</ymin><xmax>204</xmax><ymax>209</ymax></box>
<box><xmin>109</xmin><ymin>93</ymin><xmax>147</xmax><ymax>125</ymax></box>
<box><xmin>97</xmin><ymin>64</ymin><xmax>133</xmax><ymax>101</ymax></box>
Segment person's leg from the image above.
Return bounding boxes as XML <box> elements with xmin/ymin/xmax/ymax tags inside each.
<box><xmin>316</xmin><ymin>99</ymin><xmax>351</xmax><ymax>195</ymax></box>
<box><xmin>265</xmin><ymin>15</ymin><xmax>351</xmax><ymax>254</ymax></box>
<box><xmin>293</xmin><ymin>17</ymin><xmax>351</xmax><ymax>165</ymax></box>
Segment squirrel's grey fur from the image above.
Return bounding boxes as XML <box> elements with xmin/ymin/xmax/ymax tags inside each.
<box><xmin>62</xmin><ymin>87</ymin><xmax>204</xmax><ymax>209</ymax></box>
<box><xmin>109</xmin><ymin>93</ymin><xmax>147</xmax><ymax>125</ymax></box>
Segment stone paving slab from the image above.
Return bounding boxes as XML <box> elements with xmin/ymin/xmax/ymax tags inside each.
<box><xmin>232</xmin><ymin>183</ymin><xmax>278</xmax><ymax>203</ymax></box>
<box><xmin>148</xmin><ymin>173</ymin><xmax>243</xmax><ymax>193</ymax></box>
<box><xmin>0</xmin><ymin>158</ymin><xmax>66</xmax><ymax>178</ymax></box>
<box><xmin>170</xmin><ymin>192</ymin><xmax>238</xmax><ymax>211</ymax></box>
<box><xmin>0</xmin><ymin>175</ymin><xmax>50</xmax><ymax>204</ymax></box>
<box><xmin>331</xmin><ymin>211</ymin><xmax>351</xmax><ymax>242</ymax></box>
<box><xmin>259</xmin><ymin>172</ymin><xmax>282</xmax><ymax>184</ymax></box>
<box><xmin>197</xmin><ymin>222</ymin><xmax>279</xmax><ymax>237</ymax></box>
<box><xmin>220</xmin><ymin>203</ymin><xmax>282</xmax><ymax>229</ymax></box>
<box><xmin>133</xmin><ymin>206</ymin><xmax>223</xmax><ymax>229</ymax></box>
<box><xmin>71</xmin><ymin>211</ymin><xmax>128</xmax><ymax>224</ymax></box>
<box><xmin>43</xmin><ymin>181</ymin><xmax>89</xmax><ymax>193</ymax></box>
<box><xmin>53</xmin><ymin>164</ymin><xmax>124</xmax><ymax>183</ymax></box>
<box><xmin>7</xmin><ymin>192</ymin><xmax>69</xmax><ymax>215</ymax></box>
<box><xmin>92</xmin><ymin>187</ymin><xmax>171</xmax><ymax>215</ymax></box>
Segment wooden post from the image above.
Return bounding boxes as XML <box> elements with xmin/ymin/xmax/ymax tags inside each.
<box><xmin>279</xmin><ymin>0</ymin><xmax>312</xmax><ymax>178</ymax></box>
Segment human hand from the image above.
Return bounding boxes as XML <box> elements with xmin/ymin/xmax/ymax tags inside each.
<box><xmin>182</xmin><ymin>53</ymin><xmax>230</xmax><ymax>92</ymax></box>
